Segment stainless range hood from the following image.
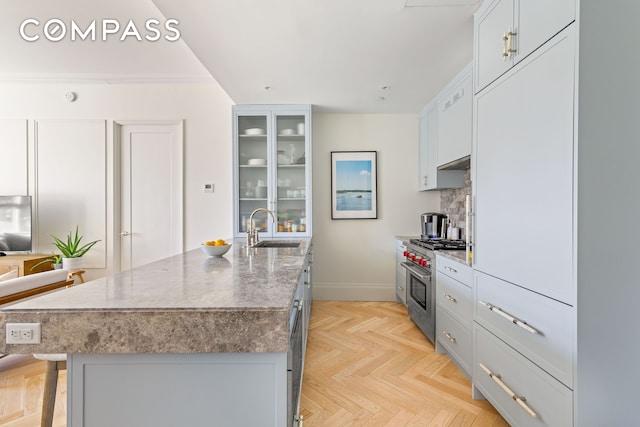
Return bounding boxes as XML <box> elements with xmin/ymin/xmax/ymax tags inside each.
<box><xmin>438</xmin><ymin>155</ymin><xmax>471</xmax><ymax>171</ymax></box>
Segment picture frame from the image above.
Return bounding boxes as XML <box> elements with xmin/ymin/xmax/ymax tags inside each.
<box><xmin>331</xmin><ymin>151</ymin><xmax>378</xmax><ymax>219</ymax></box>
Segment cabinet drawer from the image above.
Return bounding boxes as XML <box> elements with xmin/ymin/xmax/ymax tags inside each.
<box><xmin>474</xmin><ymin>325</ymin><xmax>572</xmax><ymax>427</ymax></box>
<box><xmin>436</xmin><ymin>255</ymin><xmax>472</xmax><ymax>285</ymax></box>
<box><xmin>437</xmin><ymin>271</ymin><xmax>472</xmax><ymax>327</ymax></box>
<box><xmin>436</xmin><ymin>306</ymin><xmax>471</xmax><ymax>375</ymax></box>
<box><xmin>474</xmin><ymin>271</ymin><xmax>574</xmax><ymax>388</ymax></box>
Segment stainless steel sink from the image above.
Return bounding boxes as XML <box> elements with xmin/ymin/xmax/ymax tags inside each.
<box><xmin>252</xmin><ymin>241</ymin><xmax>301</xmax><ymax>248</ymax></box>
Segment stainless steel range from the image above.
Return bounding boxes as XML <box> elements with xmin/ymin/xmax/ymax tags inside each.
<box><xmin>402</xmin><ymin>238</ymin><xmax>466</xmax><ymax>344</ymax></box>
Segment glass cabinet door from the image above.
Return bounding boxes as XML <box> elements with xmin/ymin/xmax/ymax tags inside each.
<box><xmin>234</xmin><ymin>105</ymin><xmax>311</xmax><ymax>239</ymax></box>
<box><xmin>274</xmin><ymin>114</ymin><xmax>307</xmax><ymax>235</ymax></box>
<box><xmin>237</xmin><ymin>114</ymin><xmax>270</xmax><ymax>234</ymax></box>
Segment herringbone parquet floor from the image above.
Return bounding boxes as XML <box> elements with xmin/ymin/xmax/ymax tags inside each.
<box><xmin>300</xmin><ymin>301</ymin><xmax>508</xmax><ymax>426</ymax></box>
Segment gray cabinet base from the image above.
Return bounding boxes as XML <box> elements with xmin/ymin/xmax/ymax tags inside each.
<box><xmin>68</xmin><ymin>352</ymin><xmax>288</xmax><ymax>427</ymax></box>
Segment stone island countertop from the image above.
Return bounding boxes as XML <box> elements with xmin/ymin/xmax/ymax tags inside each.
<box><xmin>0</xmin><ymin>238</ymin><xmax>312</xmax><ymax>355</ymax></box>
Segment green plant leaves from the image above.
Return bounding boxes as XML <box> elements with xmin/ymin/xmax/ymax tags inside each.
<box><xmin>51</xmin><ymin>225</ymin><xmax>100</xmax><ymax>258</ymax></box>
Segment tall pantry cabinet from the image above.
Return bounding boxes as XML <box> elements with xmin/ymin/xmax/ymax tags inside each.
<box><xmin>472</xmin><ymin>1</ymin><xmax>639</xmax><ymax>426</ymax></box>
<box><xmin>233</xmin><ymin>105</ymin><xmax>312</xmax><ymax>239</ymax></box>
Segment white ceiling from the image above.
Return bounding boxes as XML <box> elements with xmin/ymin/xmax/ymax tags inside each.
<box><xmin>1</xmin><ymin>0</ymin><xmax>479</xmax><ymax>113</ymax></box>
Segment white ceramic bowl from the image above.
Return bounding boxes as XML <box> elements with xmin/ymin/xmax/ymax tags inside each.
<box><xmin>201</xmin><ymin>243</ymin><xmax>232</xmax><ymax>257</ymax></box>
<box><xmin>279</xmin><ymin>128</ymin><xmax>295</xmax><ymax>136</ymax></box>
<box><xmin>248</xmin><ymin>158</ymin><xmax>267</xmax><ymax>166</ymax></box>
<box><xmin>244</xmin><ymin>128</ymin><xmax>265</xmax><ymax>136</ymax></box>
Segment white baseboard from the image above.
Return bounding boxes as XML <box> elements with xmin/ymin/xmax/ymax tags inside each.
<box><xmin>312</xmin><ymin>282</ymin><xmax>397</xmax><ymax>302</ymax></box>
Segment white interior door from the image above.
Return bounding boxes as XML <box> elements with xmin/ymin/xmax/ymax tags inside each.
<box><xmin>120</xmin><ymin>123</ymin><xmax>183</xmax><ymax>271</ymax></box>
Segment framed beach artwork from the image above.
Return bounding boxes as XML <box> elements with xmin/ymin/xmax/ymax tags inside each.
<box><xmin>331</xmin><ymin>151</ymin><xmax>378</xmax><ymax>219</ymax></box>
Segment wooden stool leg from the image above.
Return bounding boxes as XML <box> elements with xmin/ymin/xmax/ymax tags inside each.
<box><xmin>41</xmin><ymin>360</ymin><xmax>59</xmax><ymax>427</ymax></box>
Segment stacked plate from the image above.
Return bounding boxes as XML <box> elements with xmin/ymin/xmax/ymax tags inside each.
<box><xmin>279</xmin><ymin>129</ymin><xmax>295</xmax><ymax>136</ymax></box>
<box><xmin>244</xmin><ymin>128</ymin><xmax>265</xmax><ymax>136</ymax></box>
<box><xmin>248</xmin><ymin>158</ymin><xmax>267</xmax><ymax>166</ymax></box>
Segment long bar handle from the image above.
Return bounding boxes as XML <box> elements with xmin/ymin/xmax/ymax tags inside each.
<box><xmin>444</xmin><ymin>266</ymin><xmax>458</xmax><ymax>273</ymax></box>
<box><xmin>479</xmin><ymin>363</ymin><xmax>537</xmax><ymax>419</ymax></box>
<box><xmin>507</xmin><ymin>29</ymin><xmax>517</xmax><ymax>58</ymax></box>
<box><xmin>479</xmin><ymin>300</ymin><xmax>539</xmax><ymax>335</ymax></box>
<box><xmin>444</xmin><ymin>293</ymin><xmax>457</xmax><ymax>303</ymax></box>
<box><xmin>502</xmin><ymin>32</ymin><xmax>509</xmax><ymax>60</ymax></box>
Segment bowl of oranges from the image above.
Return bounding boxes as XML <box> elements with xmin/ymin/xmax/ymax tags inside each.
<box><xmin>201</xmin><ymin>239</ymin><xmax>232</xmax><ymax>257</ymax></box>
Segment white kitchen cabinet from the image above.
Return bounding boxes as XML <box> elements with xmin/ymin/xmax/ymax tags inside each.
<box><xmin>418</xmin><ymin>102</ymin><xmax>464</xmax><ymax>191</ymax></box>
<box><xmin>475</xmin><ymin>271</ymin><xmax>573</xmax><ymax>389</ymax></box>
<box><xmin>473</xmin><ymin>1</ymin><xmax>640</xmax><ymax>425</ymax></box>
<box><xmin>435</xmin><ymin>254</ymin><xmax>473</xmax><ymax>377</ymax></box>
<box><xmin>474</xmin><ymin>26</ymin><xmax>575</xmax><ymax>306</ymax></box>
<box><xmin>437</xmin><ymin>63</ymin><xmax>473</xmax><ymax>167</ymax></box>
<box><xmin>474</xmin><ymin>0</ymin><xmax>576</xmax><ymax>93</ymax></box>
<box><xmin>395</xmin><ymin>239</ymin><xmax>407</xmax><ymax>304</ymax></box>
<box><xmin>233</xmin><ymin>105</ymin><xmax>312</xmax><ymax>238</ymax></box>
<box><xmin>474</xmin><ymin>325</ymin><xmax>573</xmax><ymax>427</ymax></box>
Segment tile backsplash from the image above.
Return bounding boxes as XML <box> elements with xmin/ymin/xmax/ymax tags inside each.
<box><xmin>440</xmin><ymin>168</ymin><xmax>471</xmax><ymax>240</ymax></box>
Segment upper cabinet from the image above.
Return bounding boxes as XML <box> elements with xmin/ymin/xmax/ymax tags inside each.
<box><xmin>437</xmin><ymin>63</ymin><xmax>472</xmax><ymax>168</ymax></box>
<box><xmin>233</xmin><ymin>105</ymin><xmax>312</xmax><ymax>238</ymax></box>
<box><xmin>474</xmin><ymin>0</ymin><xmax>576</xmax><ymax>93</ymax></box>
<box><xmin>418</xmin><ymin>102</ymin><xmax>465</xmax><ymax>191</ymax></box>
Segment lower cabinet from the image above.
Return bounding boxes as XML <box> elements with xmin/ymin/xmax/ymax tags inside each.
<box><xmin>474</xmin><ymin>325</ymin><xmax>573</xmax><ymax>427</ymax></box>
<box><xmin>395</xmin><ymin>239</ymin><xmax>407</xmax><ymax>304</ymax></box>
<box><xmin>472</xmin><ymin>270</ymin><xmax>575</xmax><ymax>426</ymax></box>
<box><xmin>435</xmin><ymin>254</ymin><xmax>472</xmax><ymax>377</ymax></box>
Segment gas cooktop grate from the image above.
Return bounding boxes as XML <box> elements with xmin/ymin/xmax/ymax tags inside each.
<box><xmin>410</xmin><ymin>238</ymin><xmax>466</xmax><ymax>250</ymax></box>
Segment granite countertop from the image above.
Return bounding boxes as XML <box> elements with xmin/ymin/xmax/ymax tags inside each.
<box><xmin>0</xmin><ymin>238</ymin><xmax>312</xmax><ymax>355</ymax></box>
<box><xmin>437</xmin><ymin>249</ymin><xmax>472</xmax><ymax>266</ymax></box>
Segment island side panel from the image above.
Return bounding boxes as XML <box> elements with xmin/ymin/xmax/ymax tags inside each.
<box><xmin>68</xmin><ymin>352</ymin><xmax>288</xmax><ymax>427</ymax></box>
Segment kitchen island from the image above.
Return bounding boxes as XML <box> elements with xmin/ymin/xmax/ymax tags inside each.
<box><xmin>0</xmin><ymin>238</ymin><xmax>313</xmax><ymax>427</ymax></box>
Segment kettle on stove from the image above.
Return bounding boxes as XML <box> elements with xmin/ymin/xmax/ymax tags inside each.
<box><xmin>421</xmin><ymin>213</ymin><xmax>447</xmax><ymax>239</ymax></box>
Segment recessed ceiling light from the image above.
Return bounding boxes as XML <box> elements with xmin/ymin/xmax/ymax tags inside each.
<box><xmin>381</xmin><ymin>85</ymin><xmax>391</xmax><ymax>91</ymax></box>
<box><xmin>377</xmin><ymin>96</ymin><xmax>386</xmax><ymax>101</ymax></box>
<box><xmin>264</xmin><ymin>86</ymin><xmax>272</xmax><ymax>90</ymax></box>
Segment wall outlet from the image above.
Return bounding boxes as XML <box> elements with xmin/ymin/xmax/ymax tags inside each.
<box><xmin>6</xmin><ymin>323</ymin><xmax>41</xmax><ymax>344</ymax></box>
<box><xmin>204</xmin><ymin>183</ymin><xmax>214</xmax><ymax>193</ymax></box>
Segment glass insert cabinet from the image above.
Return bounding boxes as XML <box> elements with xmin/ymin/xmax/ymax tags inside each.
<box><xmin>233</xmin><ymin>104</ymin><xmax>312</xmax><ymax>238</ymax></box>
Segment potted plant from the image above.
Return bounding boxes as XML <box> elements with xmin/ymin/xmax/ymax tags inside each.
<box><xmin>30</xmin><ymin>253</ymin><xmax>63</xmax><ymax>272</ymax></box>
<box><xmin>51</xmin><ymin>226</ymin><xmax>100</xmax><ymax>270</ymax></box>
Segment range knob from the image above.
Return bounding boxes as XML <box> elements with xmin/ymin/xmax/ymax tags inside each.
<box><xmin>411</xmin><ymin>254</ymin><xmax>417</xmax><ymax>261</ymax></box>
<box><xmin>421</xmin><ymin>259</ymin><xmax>428</xmax><ymax>267</ymax></box>
<box><xmin>403</xmin><ymin>250</ymin><xmax>409</xmax><ymax>257</ymax></box>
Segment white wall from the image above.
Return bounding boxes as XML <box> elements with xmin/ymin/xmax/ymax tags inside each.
<box><xmin>312</xmin><ymin>114</ymin><xmax>440</xmax><ymax>300</ymax></box>
<box><xmin>0</xmin><ymin>82</ymin><xmax>234</xmax><ymax>279</ymax></box>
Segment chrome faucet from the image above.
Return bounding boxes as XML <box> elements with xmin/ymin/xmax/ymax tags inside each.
<box><xmin>247</xmin><ymin>208</ymin><xmax>275</xmax><ymax>246</ymax></box>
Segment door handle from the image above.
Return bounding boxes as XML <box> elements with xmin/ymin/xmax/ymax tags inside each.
<box><xmin>121</xmin><ymin>231</ymin><xmax>131</xmax><ymax>236</ymax></box>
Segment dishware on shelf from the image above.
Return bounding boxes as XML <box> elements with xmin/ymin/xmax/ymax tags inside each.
<box><xmin>297</xmin><ymin>123</ymin><xmax>305</xmax><ymax>135</ymax></box>
<box><xmin>248</xmin><ymin>158</ymin><xmax>267</xmax><ymax>166</ymax></box>
<box><xmin>201</xmin><ymin>243</ymin><xmax>232</xmax><ymax>257</ymax></box>
<box><xmin>279</xmin><ymin>129</ymin><xmax>295</xmax><ymax>136</ymax></box>
<box><xmin>244</xmin><ymin>128</ymin><xmax>265</xmax><ymax>136</ymax></box>
<box><xmin>255</xmin><ymin>186</ymin><xmax>267</xmax><ymax>198</ymax></box>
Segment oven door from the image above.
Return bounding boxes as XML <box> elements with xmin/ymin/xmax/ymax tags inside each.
<box><xmin>402</xmin><ymin>262</ymin><xmax>435</xmax><ymax>344</ymax></box>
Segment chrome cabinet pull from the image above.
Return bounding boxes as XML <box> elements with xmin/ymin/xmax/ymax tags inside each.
<box><xmin>444</xmin><ymin>266</ymin><xmax>458</xmax><ymax>273</ymax></box>
<box><xmin>443</xmin><ymin>331</ymin><xmax>456</xmax><ymax>343</ymax></box>
<box><xmin>479</xmin><ymin>363</ymin><xmax>537</xmax><ymax>419</ymax></box>
<box><xmin>479</xmin><ymin>300</ymin><xmax>539</xmax><ymax>335</ymax></box>
<box><xmin>444</xmin><ymin>293</ymin><xmax>457</xmax><ymax>303</ymax></box>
